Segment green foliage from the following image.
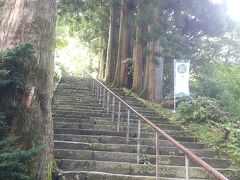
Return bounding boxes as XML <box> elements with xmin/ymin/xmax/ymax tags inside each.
<box><xmin>58</xmin><ymin>0</ymin><xmax>110</xmax><ymax>53</ymax></box>
<box><xmin>177</xmin><ymin>100</ymin><xmax>207</xmax><ymax>123</ymax></box>
<box><xmin>0</xmin><ymin>69</ymin><xmax>10</xmax><ymax>88</ymax></box>
<box><xmin>226</xmin><ymin>127</ymin><xmax>240</xmax><ymax>167</ymax></box>
<box><xmin>191</xmin><ymin>62</ymin><xmax>222</xmax><ymax>98</ymax></box>
<box><xmin>0</xmin><ymin>43</ymin><xmax>35</xmax><ymax>92</ymax></box>
<box><xmin>0</xmin><ymin>112</ymin><xmax>7</xmax><ymax>139</ymax></box>
<box><xmin>177</xmin><ymin>97</ymin><xmax>229</xmax><ymax>124</ymax></box>
<box><xmin>56</xmin><ymin>20</ymin><xmax>69</xmax><ymax>49</ymax></box>
<box><xmin>0</xmin><ymin>44</ymin><xmax>42</xmax><ymax>178</ymax></box>
<box><xmin>0</xmin><ymin>137</ymin><xmax>41</xmax><ymax>180</ymax></box>
<box><xmin>188</xmin><ymin>123</ymin><xmax>225</xmax><ymax>151</ymax></box>
<box><xmin>192</xmin><ymin>62</ymin><xmax>240</xmax><ymax>118</ymax></box>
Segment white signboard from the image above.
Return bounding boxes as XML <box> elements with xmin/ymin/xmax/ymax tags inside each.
<box><xmin>174</xmin><ymin>59</ymin><xmax>190</xmax><ymax>97</ymax></box>
<box><xmin>173</xmin><ymin>59</ymin><xmax>190</xmax><ymax>112</ymax></box>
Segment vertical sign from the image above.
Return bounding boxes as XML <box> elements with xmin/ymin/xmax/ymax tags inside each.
<box><xmin>174</xmin><ymin>59</ymin><xmax>190</xmax><ymax>111</ymax></box>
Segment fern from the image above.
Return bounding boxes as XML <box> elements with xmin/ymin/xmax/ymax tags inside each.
<box><xmin>0</xmin><ymin>137</ymin><xmax>41</xmax><ymax>180</ymax></box>
<box><xmin>0</xmin><ymin>44</ymin><xmax>41</xmax><ymax>179</ymax></box>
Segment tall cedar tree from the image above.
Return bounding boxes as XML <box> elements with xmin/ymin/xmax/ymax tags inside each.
<box><xmin>132</xmin><ymin>0</ymin><xmax>143</xmax><ymax>93</ymax></box>
<box><xmin>114</xmin><ymin>0</ymin><xmax>131</xmax><ymax>87</ymax></box>
<box><xmin>0</xmin><ymin>0</ymin><xmax>57</xmax><ymax>179</ymax></box>
<box><xmin>105</xmin><ymin>0</ymin><xmax>120</xmax><ymax>83</ymax></box>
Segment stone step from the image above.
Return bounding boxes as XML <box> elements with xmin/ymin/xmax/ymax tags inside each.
<box><xmin>59</xmin><ymin>171</ymin><xmax>157</xmax><ymax>180</ymax></box>
<box><xmin>54</xmin><ymin>149</ymin><xmax>230</xmax><ymax>168</ymax></box>
<box><xmin>59</xmin><ymin>171</ymin><xmax>215</xmax><ymax>180</ymax></box>
<box><xmin>54</xmin><ymin>134</ymin><xmax>216</xmax><ymax>158</ymax></box>
<box><xmin>92</xmin><ymin>116</ymin><xmax>171</xmax><ymax>126</ymax></box>
<box><xmin>57</xmin><ymin>159</ymin><xmax>234</xmax><ymax>179</ymax></box>
<box><xmin>53</xmin><ymin>121</ymin><xmax>185</xmax><ymax>133</ymax></box>
<box><xmin>54</xmin><ymin>140</ymin><xmax>204</xmax><ymax>152</ymax></box>
<box><xmin>52</xmin><ymin>107</ymin><xmax>158</xmax><ymax>116</ymax></box>
<box><xmin>90</xmin><ymin>102</ymin><xmax>146</xmax><ymax>108</ymax></box>
<box><xmin>53</xmin><ymin>120</ymin><xmax>190</xmax><ymax>136</ymax></box>
<box><xmin>52</xmin><ymin>113</ymin><xmax>173</xmax><ymax>126</ymax></box>
<box><xmin>53</xmin><ymin>101</ymin><xmax>146</xmax><ymax>109</ymax></box>
<box><xmin>54</xmin><ymin>128</ymin><xmax>197</xmax><ymax>143</ymax></box>
<box><xmin>52</xmin><ymin>112</ymin><xmax>111</xmax><ymax>119</ymax></box>
<box><xmin>53</xmin><ymin>117</ymin><xmax>175</xmax><ymax>127</ymax></box>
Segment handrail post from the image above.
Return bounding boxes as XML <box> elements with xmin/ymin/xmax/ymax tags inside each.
<box><xmin>126</xmin><ymin>109</ymin><xmax>130</xmax><ymax>143</ymax></box>
<box><xmin>75</xmin><ymin>175</ymin><xmax>79</xmax><ymax>180</ymax></box>
<box><xmin>137</xmin><ymin>119</ymin><xmax>141</xmax><ymax>163</ymax></box>
<box><xmin>93</xmin><ymin>80</ymin><xmax>96</xmax><ymax>94</ymax></box>
<box><xmin>99</xmin><ymin>86</ymin><xmax>102</xmax><ymax>104</ymax></box>
<box><xmin>107</xmin><ymin>92</ymin><xmax>110</xmax><ymax>113</ymax></box>
<box><xmin>156</xmin><ymin>132</ymin><xmax>160</xmax><ymax>180</ymax></box>
<box><xmin>112</xmin><ymin>96</ymin><xmax>115</xmax><ymax>122</ymax></box>
<box><xmin>103</xmin><ymin>88</ymin><xmax>106</xmax><ymax>107</ymax></box>
<box><xmin>185</xmin><ymin>154</ymin><xmax>190</xmax><ymax>180</ymax></box>
<box><xmin>96</xmin><ymin>83</ymin><xmax>99</xmax><ymax>98</ymax></box>
<box><xmin>117</xmin><ymin>101</ymin><xmax>121</xmax><ymax>132</ymax></box>
<box><xmin>91</xmin><ymin>79</ymin><xmax>94</xmax><ymax>93</ymax></box>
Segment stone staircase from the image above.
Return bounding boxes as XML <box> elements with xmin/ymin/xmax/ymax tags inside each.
<box><xmin>52</xmin><ymin>77</ymin><xmax>238</xmax><ymax>180</ymax></box>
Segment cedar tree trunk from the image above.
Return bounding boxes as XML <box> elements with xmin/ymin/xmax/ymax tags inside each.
<box><xmin>0</xmin><ymin>0</ymin><xmax>57</xmax><ymax>179</ymax></box>
<box><xmin>132</xmin><ymin>0</ymin><xmax>143</xmax><ymax>93</ymax></box>
<box><xmin>105</xmin><ymin>0</ymin><xmax>119</xmax><ymax>83</ymax></box>
<box><xmin>114</xmin><ymin>0</ymin><xmax>130</xmax><ymax>87</ymax></box>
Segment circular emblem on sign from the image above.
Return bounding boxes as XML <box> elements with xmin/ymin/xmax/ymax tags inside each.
<box><xmin>177</xmin><ymin>64</ymin><xmax>187</xmax><ymax>73</ymax></box>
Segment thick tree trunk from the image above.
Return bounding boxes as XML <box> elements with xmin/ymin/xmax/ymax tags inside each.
<box><xmin>132</xmin><ymin>0</ymin><xmax>143</xmax><ymax>93</ymax></box>
<box><xmin>143</xmin><ymin>25</ymin><xmax>153</xmax><ymax>97</ymax></box>
<box><xmin>105</xmin><ymin>0</ymin><xmax>119</xmax><ymax>83</ymax></box>
<box><xmin>147</xmin><ymin>38</ymin><xmax>156</xmax><ymax>101</ymax></box>
<box><xmin>148</xmin><ymin>41</ymin><xmax>164</xmax><ymax>103</ymax></box>
<box><xmin>154</xmin><ymin>41</ymin><xmax>164</xmax><ymax>102</ymax></box>
<box><xmin>100</xmin><ymin>48</ymin><xmax>107</xmax><ymax>79</ymax></box>
<box><xmin>114</xmin><ymin>0</ymin><xmax>130</xmax><ymax>87</ymax></box>
<box><xmin>99</xmin><ymin>36</ymin><xmax>107</xmax><ymax>79</ymax></box>
<box><xmin>0</xmin><ymin>0</ymin><xmax>56</xmax><ymax>179</ymax></box>
<box><xmin>143</xmin><ymin>9</ymin><xmax>164</xmax><ymax>103</ymax></box>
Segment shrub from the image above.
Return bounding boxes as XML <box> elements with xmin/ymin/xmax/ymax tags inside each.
<box><xmin>0</xmin><ymin>137</ymin><xmax>41</xmax><ymax>180</ymax></box>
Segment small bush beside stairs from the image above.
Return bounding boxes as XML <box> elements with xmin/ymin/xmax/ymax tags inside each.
<box><xmin>52</xmin><ymin>77</ymin><xmax>239</xmax><ymax>180</ymax></box>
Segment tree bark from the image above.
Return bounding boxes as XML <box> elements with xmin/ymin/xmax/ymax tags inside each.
<box><xmin>143</xmin><ymin>9</ymin><xmax>164</xmax><ymax>103</ymax></box>
<box><xmin>99</xmin><ymin>36</ymin><xmax>107</xmax><ymax>79</ymax></box>
<box><xmin>0</xmin><ymin>0</ymin><xmax>57</xmax><ymax>179</ymax></box>
<box><xmin>105</xmin><ymin>0</ymin><xmax>119</xmax><ymax>83</ymax></box>
<box><xmin>143</xmin><ymin>25</ymin><xmax>153</xmax><ymax>97</ymax></box>
<box><xmin>132</xmin><ymin>0</ymin><xmax>143</xmax><ymax>93</ymax></box>
<box><xmin>148</xmin><ymin>40</ymin><xmax>164</xmax><ymax>103</ymax></box>
<box><xmin>154</xmin><ymin>41</ymin><xmax>164</xmax><ymax>102</ymax></box>
<box><xmin>114</xmin><ymin>0</ymin><xmax>130</xmax><ymax>87</ymax></box>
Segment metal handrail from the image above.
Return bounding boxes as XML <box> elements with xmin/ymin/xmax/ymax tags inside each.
<box><xmin>83</xmin><ymin>69</ymin><xmax>228</xmax><ymax>180</ymax></box>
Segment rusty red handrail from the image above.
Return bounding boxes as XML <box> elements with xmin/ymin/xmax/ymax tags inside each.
<box><xmin>83</xmin><ymin>69</ymin><xmax>228</xmax><ymax>180</ymax></box>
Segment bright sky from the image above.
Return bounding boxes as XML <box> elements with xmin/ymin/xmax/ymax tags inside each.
<box><xmin>210</xmin><ymin>0</ymin><xmax>240</xmax><ymax>22</ymax></box>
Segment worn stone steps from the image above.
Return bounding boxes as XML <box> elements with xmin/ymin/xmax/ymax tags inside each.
<box><xmin>53</xmin><ymin>117</ymin><xmax>178</xmax><ymax>129</ymax></box>
<box><xmin>53</xmin><ymin>121</ymin><xmax>185</xmax><ymax>133</ymax></box>
<box><xmin>53</xmin><ymin>77</ymin><xmax>237</xmax><ymax>180</ymax></box>
<box><xmin>53</xmin><ymin>121</ymin><xmax>190</xmax><ymax>137</ymax></box>
<box><xmin>52</xmin><ymin>107</ymin><xmax>158</xmax><ymax>117</ymax></box>
<box><xmin>52</xmin><ymin>114</ymin><xmax>173</xmax><ymax>127</ymax></box>
<box><xmin>54</xmin><ymin>149</ymin><xmax>229</xmax><ymax>168</ymax></box>
<box><xmin>53</xmin><ymin>111</ymin><xmax>171</xmax><ymax>124</ymax></box>
<box><xmin>54</xmin><ymin>128</ymin><xmax>198</xmax><ymax>144</ymax></box>
<box><xmin>54</xmin><ymin>134</ymin><xmax>215</xmax><ymax>157</ymax></box>
<box><xmin>54</xmin><ymin>140</ymin><xmax>205</xmax><ymax>154</ymax></box>
<box><xmin>59</xmin><ymin>171</ymin><xmax>215</xmax><ymax>180</ymax></box>
<box><xmin>57</xmin><ymin>159</ymin><xmax>234</xmax><ymax>179</ymax></box>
